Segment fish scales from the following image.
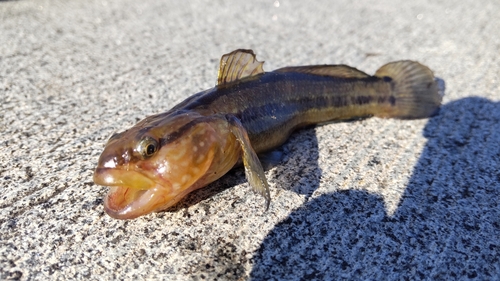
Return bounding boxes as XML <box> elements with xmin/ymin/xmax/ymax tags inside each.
<box><xmin>183</xmin><ymin>73</ymin><xmax>395</xmax><ymax>152</ymax></box>
<box><xmin>93</xmin><ymin>49</ymin><xmax>442</xmax><ymax>219</ymax></box>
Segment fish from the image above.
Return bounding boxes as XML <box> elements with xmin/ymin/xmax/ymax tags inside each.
<box><xmin>93</xmin><ymin>49</ymin><xmax>442</xmax><ymax>219</ymax></box>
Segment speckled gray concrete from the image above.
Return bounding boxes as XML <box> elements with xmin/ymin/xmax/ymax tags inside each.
<box><xmin>1</xmin><ymin>0</ymin><xmax>499</xmax><ymax>280</ymax></box>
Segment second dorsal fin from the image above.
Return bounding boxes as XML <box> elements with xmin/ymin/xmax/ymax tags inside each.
<box><xmin>217</xmin><ymin>49</ymin><xmax>265</xmax><ymax>85</ymax></box>
<box><xmin>273</xmin><ymin>65</ymin><xmax>370</xmax><ymax>78</ymax></box>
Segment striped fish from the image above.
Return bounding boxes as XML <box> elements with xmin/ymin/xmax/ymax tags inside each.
<box><xmin>93</xmin><ymin>49</ymin><xmax>442</xmax><ymax>219</ymax></box>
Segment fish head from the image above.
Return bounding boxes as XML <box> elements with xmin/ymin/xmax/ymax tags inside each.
<box><xmin>93</xmin><ymin>111</ymin><xmax>227</xmax><ymax>219</ymax></box>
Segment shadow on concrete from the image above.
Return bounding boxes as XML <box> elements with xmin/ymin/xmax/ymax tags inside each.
<box><xmin>250</xmin><ymin>97</ymin><xmax>500</xmax><ymax>280</ymax></box>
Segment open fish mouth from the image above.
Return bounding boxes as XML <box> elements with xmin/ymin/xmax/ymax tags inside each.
<box><xmin>93</xmin><ymin>168</ymin><xmax>168</xmax><ymax>219</ymax></box>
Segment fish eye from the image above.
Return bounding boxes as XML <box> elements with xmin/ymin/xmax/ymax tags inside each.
<box><xmin>138</xmin><ymin>137</ymin><xmax>159</xmax><ymax>158</ymax></box>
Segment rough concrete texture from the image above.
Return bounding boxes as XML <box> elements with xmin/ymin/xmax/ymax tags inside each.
<box><xmin>1</xmin><ymin>0</ymin><xmax>499</xmax><ymax>280</ymax></box>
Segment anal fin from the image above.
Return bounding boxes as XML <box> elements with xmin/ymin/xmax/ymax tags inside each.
<box><xmin>259</xmin><ymin>150</ymin><xmax>283</xmax><ymax>171</ymax></box>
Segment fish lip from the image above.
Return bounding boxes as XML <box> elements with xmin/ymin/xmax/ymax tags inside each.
<box><xmin>94</xmin><ymin>168</ymin><xmax>163</xmax><ymax>219</ymax></box>
<box><xmin>93</xmin><ymin>168</ymin><xmax>155</xmax><ymax>189</ymax></box>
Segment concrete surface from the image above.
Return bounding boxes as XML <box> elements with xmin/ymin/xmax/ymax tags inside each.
<box><xmin>1</xmin><ymin>0</ymin><xmax>499</xmax><ymax>280</ymax></box>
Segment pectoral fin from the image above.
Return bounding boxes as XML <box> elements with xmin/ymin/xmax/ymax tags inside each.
<box><xmin>226</xmin><ymin>114</ymin><xmax>271</xmax><ymax>209</ymax></box>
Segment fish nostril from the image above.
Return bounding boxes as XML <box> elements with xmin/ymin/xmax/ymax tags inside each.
<box><xmin>100</xmin><ymin>154</ymin><xmax>119</xmax><ymax>168</ymax></box>
<box><xmin>98</xmin><ymin>147</ymin><xmax>137</xmax><ymax>169</ymax></box>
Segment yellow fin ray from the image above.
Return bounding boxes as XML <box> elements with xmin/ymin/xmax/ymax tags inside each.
<box><xmin>217</xmin><ymin>49</ymin><xmax>265</xmax><ymax>85</ymax></box>
<box><xmin>226</xmin><ymin>114</ymin><xmax>271</xmax><ymax>209</ymax></box>
<box><xmin>374</xmin><ymin>60</ymin><xmax>442</xmax><ymax>119</ymax></box>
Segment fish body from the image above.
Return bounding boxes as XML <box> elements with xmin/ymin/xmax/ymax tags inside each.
<box><xmin>94</xmin><ymin>49</ymin><xmax>442</xmax><ymax>219</ymax></box>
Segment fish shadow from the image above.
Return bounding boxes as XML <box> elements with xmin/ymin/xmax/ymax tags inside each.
<box><xmin>250</xmin><ymin>97</ymin><xmax>500</xmax><ymax>280</ymax></box>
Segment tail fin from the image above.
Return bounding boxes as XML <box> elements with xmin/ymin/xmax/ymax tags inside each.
<box><xmin>374</xmin><ymin>60</ymin><xmax>443</xmax><ymax>119</ymax></box>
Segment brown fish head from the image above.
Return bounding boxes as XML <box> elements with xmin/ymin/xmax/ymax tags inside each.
<box><xmin>93</xmin><ymin>111</ymin><xmax>225</xmax><ymax>219</ymax></box>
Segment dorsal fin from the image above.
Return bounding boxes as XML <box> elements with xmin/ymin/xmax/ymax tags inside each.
<box><xmin>217</xmin><ymin>49</ymin><xmax>265</xmax><ymax>85</ymax></box>
<box><xmin>273</xmin><ymin>65</ymin><xmax>369</xmax><ymax>78</ymax></box>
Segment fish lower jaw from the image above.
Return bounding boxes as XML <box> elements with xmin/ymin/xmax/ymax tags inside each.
<box><xmin>104</xmin><ymin>184</ymin><xmax>174</xmax><ymax>220</ymax></box>
<box><xmin>103</xmin><ymin>180</ymin><xmax>209</xmax><ymax>219</ymax></box>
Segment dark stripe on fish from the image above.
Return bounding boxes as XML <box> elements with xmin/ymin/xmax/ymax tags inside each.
<box><xmin>236</xmin><ymin>92</ymin><xmax>394</xmax><ymax>128</ymax></box>
<box><xmin>159</xmin><ymin>118</ymin><xmax>206</xmax><ymax>146</ymax></box>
